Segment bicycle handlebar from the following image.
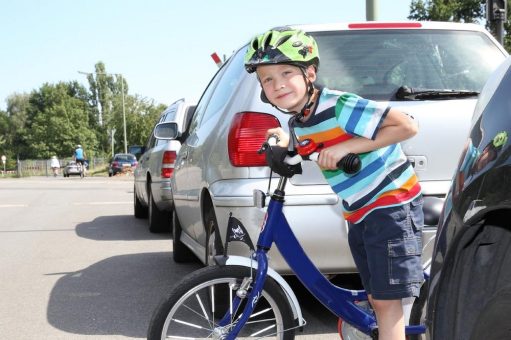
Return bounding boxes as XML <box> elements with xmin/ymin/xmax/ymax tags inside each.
<box><xmin>264</xmin><ymin>135</ymin><xmax>361</xmax><ymax>175</ymax></box>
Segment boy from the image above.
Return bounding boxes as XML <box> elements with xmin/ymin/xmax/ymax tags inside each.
<box><xmin>244</xmin><ymin>27</ymin><xmax>424</xmax><ymax>340</ymax></box>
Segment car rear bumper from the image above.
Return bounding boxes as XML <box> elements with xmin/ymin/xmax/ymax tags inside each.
<box><xmin>151</xmin><ymin>180</ymin><xmax>174</xmax><ymax>211</ymax></box>
<box><xmin>210</xmin><ymin>178</ymin><xmax>441</xmax><ymax>274</ymax></box>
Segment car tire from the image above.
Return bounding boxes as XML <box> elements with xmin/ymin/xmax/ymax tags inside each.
<box><xmin>204</xmin><ymin>207</ymin><xmax>224</xmax><ymax>266</ymax></box>
<box><xmin>172</xmin><ymin>210</ymin><xmax>195</xmax><ymax>263</ymax></box>
<box><xmin>409</xmin><ymin>281</ymin><xmax>427</xmax><ymax>340</ymax></box>
<box><xmin>134</xmin><ymin>186</ymin><xmax>148</xmax><ymax>219</ymax></box>
<box><xmin>430</xmin><ymin>221</ymin><xmax>511</xmax><ymax>339</ymax></box>
<box><xmin>148</xmin><ymin>189</ymin><xmax>171</xmax><ymax>233</ymax></box>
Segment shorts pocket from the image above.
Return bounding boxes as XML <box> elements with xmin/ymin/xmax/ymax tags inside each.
<box><xmin>410</xmin><ymin>196</ymin><xmax>424</xmax><ymax>232</ymax></box>
<box><xmin>388</xmin><ymin>237</ymin><xmax>423</xmax><ymax>285</ymax></box>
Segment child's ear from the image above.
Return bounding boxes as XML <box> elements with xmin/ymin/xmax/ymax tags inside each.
<box><xmin>306</xmin><ymin>65</ymin><xmax>317</xmax><ymax>82</ymax></box>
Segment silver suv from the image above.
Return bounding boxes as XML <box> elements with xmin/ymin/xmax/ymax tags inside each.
<box><xmin>171</xmin><ymin>22</ymin><xmax>508</xmax><ymax>273</ymax></box>
<box><xmin>133</xmin><ymin>98</ymin><xmax>196</xmax><ymax>232</ymax></box>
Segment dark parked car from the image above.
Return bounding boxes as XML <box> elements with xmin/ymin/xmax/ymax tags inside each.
<box><xmin>427</xmin><ymin>56</ymin><xmax>511</xmax><ymax>339</ymax></box>
<box><xmin>108</xmin><ymin>153</ymin><xmax>138</xmax><ymax>176</ymax></box>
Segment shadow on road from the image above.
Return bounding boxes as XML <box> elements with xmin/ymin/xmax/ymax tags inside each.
<box><xmin>46</xmin><ymin>252</ymin><xmax>201</xmax><ymax>338</ymax></box>
<box><xmin>48</xmin><ymin>212</ymin><xmax>357</xmax><ymax>338</ymax></box>
<box><xmin>76</xmin><ymin>215</ymin><xmax>171</xmax><ymax>241</ymax></box>
<box><xmin>45</xmin><ymin>253</ymin><xmax>343</xmax><ymax>338</ymax></box>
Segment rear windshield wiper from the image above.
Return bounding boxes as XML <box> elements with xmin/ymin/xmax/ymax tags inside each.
<box><xmin>395</xmin><ymin>86</ymin><xmax>479</xmax><ymax>100</ymax></box>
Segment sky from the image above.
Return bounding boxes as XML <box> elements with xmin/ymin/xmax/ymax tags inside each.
<box><xmin>0</xmin><ymin>0</ymin><xmax>412</xmax><ymax>111</ymax></box>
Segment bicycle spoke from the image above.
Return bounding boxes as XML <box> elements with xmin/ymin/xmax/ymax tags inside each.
<box><xmin>195</xmin><ymin>292</ymin><xmax>211</xmax><ymax>327</ymax></box>
<box><xmin>250</xmin><ymin>324</ymin><xmax>276</xmax><ymax>337</ymax></box>
<box><xmin>173</xmin><ymin>318</ymin><xmax>209</xmax><ymax>330</ymax></box>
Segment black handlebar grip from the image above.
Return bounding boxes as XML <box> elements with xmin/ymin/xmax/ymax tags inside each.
<box><xmin>337</xmin><ymin>153</ymin><xmax>361</xmax><ymax>174</ymax></box>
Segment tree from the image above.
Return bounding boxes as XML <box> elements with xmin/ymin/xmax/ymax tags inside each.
<box><xmin>409</xmin><ymin>0</ymin><xmax>510</xmax><ymax>52</ymax></box>
<box><xmin>409</xmin><ymin>0</ymin><xmax>484</xmax><ymax>22</ymax></box>
<box><xmin>4</xmin><ymin>93</ymin><xmax>31</xmax><ymax>158</ymax></box>
<box><xmin>1</xmin><ymin>61</ymin><xmax>168</xmax><ymax>160</ymax></box>
<box><xmin>124</xmin><ymin>95</ymin><xmax>166</xmax><ymax>148</ymax></box>
<box><xmin>25</xmin><ymin>82</ymin><xmax>98</xmax><ymax>159</ymax></box>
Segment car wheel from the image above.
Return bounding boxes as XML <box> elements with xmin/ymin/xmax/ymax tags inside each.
<box><xmin>148</xmin><ymin>189</ymin><xmax>171</xmax><ymax>233</ymax></box>
<box><xmin>431</xmin><ymin>221</ymin><xmax>511</xmax><ymax>340</ymax></box>
<box><xmin>172</xmin><ymin>210</ymin><xmax>195</xmax><ymax>263</ymax></box>
<box><xmin>204</xmin><ymin>207</ymin><xmax>224</xmax><ymax>266</ymax></box>
<box><xmin>408</xmin><ymin>281</ymin><xmax>427</xmax><ymax>340</ymax></box>
<box><xmin>134</xmin><ymin>186</ymin><xmax>148</xmax><ymax>219</ymax></box>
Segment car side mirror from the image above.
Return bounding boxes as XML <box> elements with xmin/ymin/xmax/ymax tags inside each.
<box><xmin>154</xmin><ymin>122</ymin><xmax>179</xmax><ymax>140</ymax></box>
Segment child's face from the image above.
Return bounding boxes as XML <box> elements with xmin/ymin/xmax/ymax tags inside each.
<box><xmin>257</xmin><ymin>64</ymin><xmax>316</xmax><ymax>113</ymax></box>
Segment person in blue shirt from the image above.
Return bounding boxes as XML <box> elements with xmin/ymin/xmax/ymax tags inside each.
<box><xmin>74</xmin><ymin>144</ymin><xmax>86</xmax><ymax>168</ymax></box>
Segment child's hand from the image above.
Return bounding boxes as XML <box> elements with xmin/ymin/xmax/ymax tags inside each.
<box><xmin>318</xmin><ymin>143</ymin><xmax>351</xmax><ymax>170</ymax></box>
<box><xmin>266</xmin><ymin>128</ymin><xmax>290</xmax><ymax>147</ymax></box>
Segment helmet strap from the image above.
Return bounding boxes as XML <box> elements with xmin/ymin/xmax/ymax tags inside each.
<box><xmin>295</xmin><ymin>68</ymin><xmax>316</xmax><ymax>121</ymax></box>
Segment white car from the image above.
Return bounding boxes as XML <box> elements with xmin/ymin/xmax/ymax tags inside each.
<box><xmin>171</xmin><ymin>21</ymin><xmax>508</xmax><ymax>273</ymax></box>
<box><xmin>133</xmin><ymin>98</ymin><xmax>196</xmax><ymax>232</ymax></box>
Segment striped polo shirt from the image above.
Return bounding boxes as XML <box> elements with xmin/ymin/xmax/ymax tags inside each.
<box><xmin>293</xmin><ymin>88</ymin><xmax>421</xmax><ymax>224</ymax></box>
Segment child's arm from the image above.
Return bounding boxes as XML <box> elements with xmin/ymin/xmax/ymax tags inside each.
<box><xmin>318</xmin><ymin>108</ymin><xmax>418</xmax><ymax>170</ymax></box>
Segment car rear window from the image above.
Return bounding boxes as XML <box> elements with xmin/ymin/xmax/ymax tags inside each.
<box><xmin>115</xmin><ymin>155</ymin><xmax>136</xmax><ymax>161</ymax></box>
<box><xmin>311</xmin><ymin>29</ymin><xmax>506</xmax><ymax>100</ymax></box>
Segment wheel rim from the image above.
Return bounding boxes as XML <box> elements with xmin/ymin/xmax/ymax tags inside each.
<box><xmin>160</xmin><ymin>277</ymin><xmax>287</xmax><ymax>339</ymax></box>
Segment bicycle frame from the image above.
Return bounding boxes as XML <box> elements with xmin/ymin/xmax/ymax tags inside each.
<box><xmin>220</xmin><ymin>176</ymin><xmax>427</xmax><ymax>339</ymax></box>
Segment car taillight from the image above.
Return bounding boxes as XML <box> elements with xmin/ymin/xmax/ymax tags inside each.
<box><xmin>161</xmin><ymin>150</ymin><xmax>177</xmax><ymax>178</ymax></box>
<box><xmin>228</xmin><ymin>112</ymin><xmax>281</xmax><ymax>167</ymax></box>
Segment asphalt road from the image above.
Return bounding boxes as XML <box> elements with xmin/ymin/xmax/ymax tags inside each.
<box><xmin>0</xmin><ymin>176</ymin><xmax>344</xmax><ymax>339</ymax></box>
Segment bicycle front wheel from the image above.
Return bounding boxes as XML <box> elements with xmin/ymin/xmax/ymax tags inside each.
<box><xmin>147</xmin><ymin>265</ymin><xmax>296</xmax><ymax>340</ymax></box>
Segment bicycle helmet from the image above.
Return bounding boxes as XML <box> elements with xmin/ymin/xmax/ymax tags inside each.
<box><xmin>76</xmin><ymin>144</ymin><xmax>82</xmax><ymax>148</ymax></box>
<box><xmin>245</xmin><ymin>27</ymin><xmax>320</xmax><ymax>117</ymax></box>
<box><xmin>244</xmin><ymin>27</ymin><xmax>319</xmax><ymax>74</ymax></box>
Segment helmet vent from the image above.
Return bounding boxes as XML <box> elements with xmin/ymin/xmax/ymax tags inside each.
<box><xmin>274</xmin><ymin>35</ymin><xmax>291</xmax><ymax>48</ymax></box>
<box><xmin>251</xmin><ymin>39</ymin><xmax>259</xmax><ymax>51</ymax></box>
<box><xmin>263</xmin><ymin>32</ymin><xmax>273</xmax><ymax>50</ymax></box>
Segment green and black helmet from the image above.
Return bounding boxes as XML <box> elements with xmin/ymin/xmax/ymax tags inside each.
<box><xmin>244</xmin><ymin>27</ymin><xmax>319</xmax><ymax>74</ymax></box>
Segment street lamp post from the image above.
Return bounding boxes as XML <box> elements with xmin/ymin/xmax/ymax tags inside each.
<box><xmin>78</xmin><ymin>71</ymin><xmax>128</xmax><ymax>154</ymax></box>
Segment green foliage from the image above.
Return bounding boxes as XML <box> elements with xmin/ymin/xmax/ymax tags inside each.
<box><xmin>25</xmin><ymin>82</ymin><xmax>98</xmax><ymax>159</ymax></box>
<box><xmin>409</xmin><ymin>0</ymin><xmax>485</xmax><ymax>22</ymax></box>
<box><xmin>126</xmin><ymin>95</ymin><xmax>166</xmax><ymax>149</ymax></box>
<box><xmin>1</xmin><ymin>62</ymin><xmax>169</xmax><ymax>161</ymax></box>
<box><xmin>409</xmin><ymin>0</ymin><xmax>511</xmax><ymax>52</ymax></box>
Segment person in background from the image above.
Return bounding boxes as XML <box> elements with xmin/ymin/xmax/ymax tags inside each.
<box><xmin>74</xmin><ymin>144</ymin><xmax>86</xmax><ymax>174</ymax></box>
<box><xmin>50</xmin><ymin>155</ymin><xmax>60</xmax><ymax>177</ymax></box>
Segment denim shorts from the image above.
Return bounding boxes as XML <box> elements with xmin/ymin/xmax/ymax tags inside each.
<box><xmin>347</xmin><ymin>195</ymin><xmax>424</xmax><ymax>300</ymax></box>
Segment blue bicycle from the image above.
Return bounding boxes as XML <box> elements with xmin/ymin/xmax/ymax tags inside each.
<box><xmin>147</xmin><ymin>137</ymin><xmax>433</xmax><ymax>340</ymax></box>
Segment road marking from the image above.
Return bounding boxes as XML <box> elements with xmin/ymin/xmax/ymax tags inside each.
<box><xmin>0</xmin><ymin>204</ymin><xmax>28</xmax><ymax>208</ymax></box>
<box><xmin>72</xmin><ymin>201</ymin><xmax>132</xmax><ymax>205</ymax></box>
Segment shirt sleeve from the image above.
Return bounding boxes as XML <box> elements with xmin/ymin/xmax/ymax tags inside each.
<box><xmin>334</xmin><ymin>92</ymin><xmax>389</xmax><ymax>140</ymax></box>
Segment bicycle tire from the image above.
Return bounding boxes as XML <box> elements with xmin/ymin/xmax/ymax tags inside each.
<box><xmin>147</xmin><ymin>265</ymin><xmax>296</xmax><ymax>340</ymax></box>
<box><xmin>408</xmin><ymin>282</ymin><xmax>428</xmax><ymax>340</ymax></box>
